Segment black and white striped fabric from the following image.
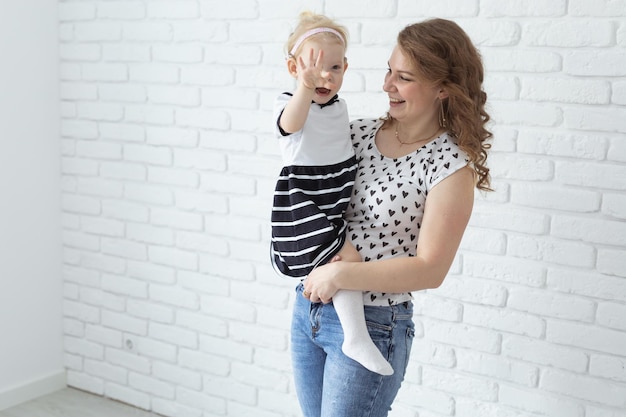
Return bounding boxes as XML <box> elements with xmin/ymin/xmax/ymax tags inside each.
<box><xmin>271</xmin><ymin>157</ymin><xmax>357</xmax><ymax>278</ymax></box>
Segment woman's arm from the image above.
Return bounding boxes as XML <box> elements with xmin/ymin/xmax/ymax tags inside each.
<box><xmin>304</xmin><ymin>166</ymin><xmax>475</xmax><ymax>303</ymax></box>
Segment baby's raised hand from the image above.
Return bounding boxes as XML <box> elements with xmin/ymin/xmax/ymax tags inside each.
<box><xmin>297</xmin><ymin>48</ymin><xmax>330</xmax><ymax>91</ymax></box>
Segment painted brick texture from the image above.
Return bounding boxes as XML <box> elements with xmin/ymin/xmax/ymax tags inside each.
<box><xmin>59</xmin><ymin>1</ymin><xmax>626</xmax><ymax>416</ymax></box>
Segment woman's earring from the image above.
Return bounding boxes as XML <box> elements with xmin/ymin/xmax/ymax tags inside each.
<box><xmin>439</xmin><ymin>98</ymin><xmax>447</xmax><ymax>128</ymax></box>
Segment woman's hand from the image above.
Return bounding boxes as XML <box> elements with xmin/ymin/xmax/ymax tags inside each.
<box><xmin>303</xmin><ymin>257</ymin><xmax>343</xmax><ymax>303</ymax></box>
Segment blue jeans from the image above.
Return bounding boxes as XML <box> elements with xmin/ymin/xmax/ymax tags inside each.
<box><xmin>291</xmin><ymin>283</ymin><xmax>415</xmax><ymax>417</ymax></box>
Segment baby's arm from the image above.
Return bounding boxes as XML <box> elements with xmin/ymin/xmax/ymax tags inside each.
<box><xmin>280</xmin><ymin>49</ymin><xmax>326</xmax><ymax>134</ymax></box>
<box><xmin>279</xmin><ymin>83</ymin><xmax>314</xmax><ymax>134</ymax></box>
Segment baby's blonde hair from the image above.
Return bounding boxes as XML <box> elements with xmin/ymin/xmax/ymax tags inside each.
<box><xmin>286</xmin><ymin>11</ymin><xmax>349</xmax><ymax>57</ymax></box>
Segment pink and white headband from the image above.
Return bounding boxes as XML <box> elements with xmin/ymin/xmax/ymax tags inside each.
<box><xmin>289</xmin><ymin>27</ymin><xmax>345</xmax><ymax>56</ymax></box>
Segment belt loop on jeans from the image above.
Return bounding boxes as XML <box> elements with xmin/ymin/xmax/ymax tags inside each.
<box><xmin>391</xmin><ymin>302</ymin><xmax>410</xmax><ymax>321</ymax></box>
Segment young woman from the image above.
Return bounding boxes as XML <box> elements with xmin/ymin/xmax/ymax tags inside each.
<box><xmin>292</xmin><ymin>18</ymin><xmax>493</xmax><ymax>417</ymax></box>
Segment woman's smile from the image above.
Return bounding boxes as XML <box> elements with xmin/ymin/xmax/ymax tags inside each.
<box><xmin>389</xmin><ymin>97</ymin><xmax>405</xmax><ymax>107</ymax></box>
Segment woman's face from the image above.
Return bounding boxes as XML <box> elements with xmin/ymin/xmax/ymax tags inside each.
<box><xmin>383</xmin><ymin>46</ymin><xmax>442</xmax><ymax>124</ymax></box>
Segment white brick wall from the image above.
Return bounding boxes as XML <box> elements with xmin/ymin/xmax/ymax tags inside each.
<box><xmin>59</xmin><ymin>1</ymin><xmax>626</xmax><ymax>416</ymax></box>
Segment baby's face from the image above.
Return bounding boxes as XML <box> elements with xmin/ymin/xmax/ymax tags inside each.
<box><xmin>297</xmin><ymin>38</ymin><xmax>348</xmax><ymax>105</ymax></box>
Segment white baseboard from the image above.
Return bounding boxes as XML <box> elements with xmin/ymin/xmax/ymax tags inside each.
<box><xmin>0</xmin><ymin>371</ymin><xmax>67</xmax><ymax>411</ymax></box>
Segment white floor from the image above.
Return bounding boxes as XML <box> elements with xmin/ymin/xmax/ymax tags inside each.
<box><xmin>0</xmin><ymin>388</ymin><xmax>160</xmax><ymax>417</ymax></box>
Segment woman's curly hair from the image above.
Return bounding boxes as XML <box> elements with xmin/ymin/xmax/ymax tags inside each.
<box><xmin>394</xmin><ymin>18</ymin><xmax>493</xmax><ymax>191</ymax></box>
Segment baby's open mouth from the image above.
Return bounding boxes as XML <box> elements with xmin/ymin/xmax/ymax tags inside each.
<box><xmin>316</xmin><ymin>88</ymin><xmax>331</xmax><ymax>95</ymax></box>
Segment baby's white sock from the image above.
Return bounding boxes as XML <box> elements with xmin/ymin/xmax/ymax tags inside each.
<box><xmin>333</xmin><ymin>290</ymin><xmax>394</xmax><ymax>376</ymax></box>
